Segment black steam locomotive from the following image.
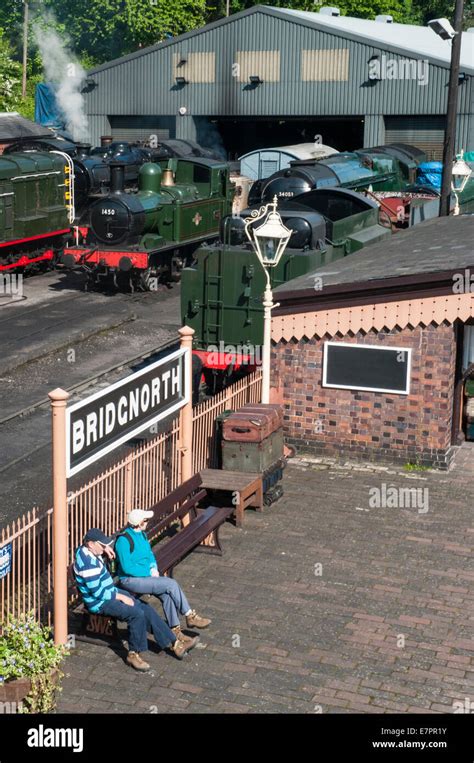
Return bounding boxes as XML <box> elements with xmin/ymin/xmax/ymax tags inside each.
<box><xmin>5</xmin><ymin>137</ymin><xmax>224</xmax><ymax>218</ymax></box>
<box><xmin>248</xmin><ymin>143</ymin><xmax>427</xmax><ymax>205</ymax></box>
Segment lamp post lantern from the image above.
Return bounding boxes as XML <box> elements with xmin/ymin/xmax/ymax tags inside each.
<box><xmin>451</xmin><ymin>151</ymin><xmax>472</xmax><ymax>214</ymax></box>
<box><xmin>428</xmin><ymin>1</ymin><xmax>464</xmax><ymax>217</ymax></box>
<box><xmin>244</xmin><ymin>196</ymin><xmax>292</xmax><ymax>403</ymax></box>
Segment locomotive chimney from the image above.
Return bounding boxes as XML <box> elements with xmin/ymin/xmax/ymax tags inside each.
<box><xmin>101</xmin><ymin>135</ymin><xmax>113</xmax><ymax>147</ymax></box>
<box><xmin>110</xmin><ymin>161</ymin><xmax>125</xmax><ymax>194</ymax></box>
<box><xmin>76</xmin><ymin>142</ymin><xmax>91</xmax><ymax>158</ymax></box>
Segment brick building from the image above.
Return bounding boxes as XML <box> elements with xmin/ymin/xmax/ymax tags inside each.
<box><xmin>271</xmin><ymin>216</ymin><xmax>474</xmax><ymax>468</ymax></box>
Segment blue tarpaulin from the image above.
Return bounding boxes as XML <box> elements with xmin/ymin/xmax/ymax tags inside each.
<box><xmin>34</xmin><ymin>83</ymin><xmax>64</xmax><ymax>131</ymax></box>
<box><xmin>417</xmin><ymin>161</ymin><xmax>443</xmax><ymax>190</ymax></box>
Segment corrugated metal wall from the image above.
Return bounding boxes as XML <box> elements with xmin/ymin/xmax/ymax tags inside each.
<box><xmin>385</xmin><ymin>116</ymin><xmax>445</xmax><ymax>160</ymax></box>
<box><xmin>83</xmin><ymin>8</ymin><xmax>473</xmax><ymax>150</ymax></box>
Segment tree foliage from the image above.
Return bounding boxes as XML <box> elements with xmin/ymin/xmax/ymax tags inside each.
<box><xmin>0</xmin><ymin>0</ymin><xmax>469</xmax><ymax>121</ymax></box>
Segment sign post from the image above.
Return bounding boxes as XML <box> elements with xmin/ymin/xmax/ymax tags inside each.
<box><xmin>178</xmin><ymin>326</ymin><xmax>194</xmax><ymax>485</ymax></box>
<box><xmin>50</xmin><ymin>339</ymin><xmax>192</xmax><ymax>646</ymax></box>
<box><xmin>48</xmin><ymin>387</ymin><xmax>70</xmax><ymax>646</ymax></box>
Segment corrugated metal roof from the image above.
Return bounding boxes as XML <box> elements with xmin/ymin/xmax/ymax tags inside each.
<box><xmin>87</xmin><ymin>5</ymin><xmax>474</xmax><ymax>75</ymax></box>
<box><xmin>240</xmin><ymin>143</ymin><xmax>338</xmax><ymax>160</ymax></box>
<box><xmin>273</xmin><ymin>215</ymin><xmax>474</xmax><ymax>298</ymax></box>
<box><xmin>273</xmin><ymin>8</ymin><xmax>474</xmax><ymax>72</ymax></box>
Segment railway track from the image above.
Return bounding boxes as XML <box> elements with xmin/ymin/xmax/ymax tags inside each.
<box><xmin>0</xmin><ymin>336</ymin><xmax>179</xmax><ymax>431</ymax></box>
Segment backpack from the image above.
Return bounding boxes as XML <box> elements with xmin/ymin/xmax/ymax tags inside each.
<box><xmin>114</xmin><ymin>528</ymin><xmax>147</xmax><ymax>555</ymax></box>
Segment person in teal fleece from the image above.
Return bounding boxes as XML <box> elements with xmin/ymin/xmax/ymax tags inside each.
<box><xmin>115</xmin><ymin>508</ymin><xmax>212</xmax><ymax>643</ymax></box>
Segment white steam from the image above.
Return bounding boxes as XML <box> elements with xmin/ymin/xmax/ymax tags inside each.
<box><xmin>32</xmin><ymin>17</ymin><xmax>89</xmax><ymax>141</ymax></box>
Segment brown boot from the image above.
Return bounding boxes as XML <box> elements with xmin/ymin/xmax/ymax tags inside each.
<box><xmin>185</xmin><ymin>610</ymin><xmax>211</xmax><ymax>629</ymax></box>
<box><xmin>172</xmin><ymin>626</ymin><xmax>199</xmax><ymax>652</ymax></box>
<box><xmin>126</xmin><ymin>651</ymin><xmax>150</xmax><ymax>671</ymax></box>
<box><xmin>171</xmin><ymin>635</ymin><xmax>200</xmax><ymax>660</ymax></box>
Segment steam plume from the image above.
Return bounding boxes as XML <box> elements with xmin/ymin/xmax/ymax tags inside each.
<box><xmin>32</xmin><ymin>15</ymin><xmax>89</xmax><ymax>141</ymax></box>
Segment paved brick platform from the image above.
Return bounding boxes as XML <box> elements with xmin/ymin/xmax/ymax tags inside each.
<box><xmin>57</xmin><ymin>448</ymin><xmax>474</xmax><ymax>714</ymax></box>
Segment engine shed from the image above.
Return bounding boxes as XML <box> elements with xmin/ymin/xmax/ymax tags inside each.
<box><xmin>82</xmin><ymin>5</ymin><xmax>474</xmax><ymax>160</ymax></box>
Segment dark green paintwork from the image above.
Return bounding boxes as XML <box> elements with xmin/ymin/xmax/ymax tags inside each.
<box><xmin>0</xmin><ymin>152</ymin><xmax>69</xmax><ymax>245</ymax></box>
<box><xmin>182</xmin><ymin>210</ymin><xmax>390</xmax><ymax>349</ymax></box>
<box><xmin>135</xmin><ymin>159</ymin><xmax>233</xmax><ymax>251</ymax></box>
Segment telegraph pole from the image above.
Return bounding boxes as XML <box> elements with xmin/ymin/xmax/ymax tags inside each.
<box><xmin>22</xmin><ymin>1</ymin><xmax>29</xmax><ymax>99</ymax></box>
<box><xmin>439</xmin><ymin>0</ymin><xmax>464</xmax><ymax>216</ymax></box>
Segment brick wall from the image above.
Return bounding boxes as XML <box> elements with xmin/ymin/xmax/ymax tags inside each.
<box><xmin>272</xmin><ymin>324</ymin><xmax>457</xmax><ymax>468</ymax></box>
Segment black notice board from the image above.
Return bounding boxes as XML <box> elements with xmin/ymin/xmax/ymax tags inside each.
<box><xmin>323</xmin><ymin>342</ymin><xmax>411</xmax><ymax>394</ymax></box>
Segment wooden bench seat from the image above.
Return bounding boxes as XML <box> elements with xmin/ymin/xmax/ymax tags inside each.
<box><xmin>147</xmin><ymin>475</ymin><xmax>234</xmax><ymax>576</ymax></box>
<box><xmin>68</xmin><ymin>474</ymin><xmax>234</xmax><ymax>644</ymax></box>
<box><xmin>155</xmin><ymin>505</ymin><xmax>234</xmax><ymax>574</ymax></box>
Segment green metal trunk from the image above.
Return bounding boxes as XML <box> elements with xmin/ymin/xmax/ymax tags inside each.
<box><xmin>222</xmin><ymin>430</ymin><xmax>284</xmax><ymax>472</ymax></box>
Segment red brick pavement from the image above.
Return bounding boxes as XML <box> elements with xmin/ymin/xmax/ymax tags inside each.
<box><xmin>57</xmin><ymin>448</ymin><xmax>474</xmax><ymax>714</ymax></box>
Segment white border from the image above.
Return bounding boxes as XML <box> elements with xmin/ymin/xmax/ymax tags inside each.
<box><xmin>322</xmin><ymin>341</ymin><xmax>412</xmax><ymax>395</ymax></box>
<box><xmin>66</xmin><ymin>347</ymin><xmax>190</xmax><ymax>477</ymax></box>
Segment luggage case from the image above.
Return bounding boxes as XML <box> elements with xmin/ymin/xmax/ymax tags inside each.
<box><xmin>241</xmin><ymin>403</ymin><xmax>284</xmax><ymax>428</ymax></box>
<box><xmin>222</xmin><ymin>410</ymin><xmax>277</xmax><ymax>442</ymax></box>
<box><xmin>222</xmin><ymin>429</ymin><xmax>284</xmax><ymax>472</ymax></box>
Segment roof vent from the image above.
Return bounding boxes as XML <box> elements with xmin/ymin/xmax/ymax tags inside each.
<box><xmin>319</xmin><ymin>7</ymin><xmax>340</xmax><ymax>16</ymax></box>
<box><xmin>375</xmin><ymin>14</ymin><xmax>393</xmax><ymax>23</ymax></box>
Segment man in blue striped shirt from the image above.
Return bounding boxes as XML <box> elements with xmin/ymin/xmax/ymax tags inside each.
<box><xmin>74</xmin><ymin>528</ymin><xmax>197</xmax><ymax>670</ymax></box>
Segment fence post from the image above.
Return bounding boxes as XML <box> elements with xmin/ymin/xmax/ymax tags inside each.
<box><xmin>124</xmin><ymin>451</ymin><xmax>133</xmax><ymax>521</ymax></box>
<box><xmin>178</xmin><ymin>326</ymin><xmax>194</xmax><ymax>485</ymax></box>
<box><xmin>48</xmin><ymin>387</ymin><xmax>70</xmax><ymax>646</ymax></box>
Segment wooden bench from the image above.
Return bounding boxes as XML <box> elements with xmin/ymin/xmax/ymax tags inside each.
<box><xmin>68</xmin><ymin>474</ymin><xmax>234</xmax><ymax>644</ymax></box>
<box><xmin>67</xmin><ymin>564</ymin><xmax>120</xmax><ymax>645</ymax></box>
<box><xmin>147</xmin><ymin>474</ymin><xmax>234</xmax><ymax>576</ymax></box>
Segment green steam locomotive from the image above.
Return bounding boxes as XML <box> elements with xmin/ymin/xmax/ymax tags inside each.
<box><xmin>60</xmin><ymin>157</ymin><xmax>234</xmax><ymax>290</ymax></box>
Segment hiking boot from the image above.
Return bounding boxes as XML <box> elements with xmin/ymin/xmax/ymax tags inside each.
<box><xmin>171</xmin><ymin>635</ymin><xmax>200</xmax><ymax>660</ymax></box>
<box><xmin>186</xmin><ymin>610</ymin><xmax>211</xmax><ymax>629</ymax></box>
<box><xmin>172</xmin><ymin>626</ymin><xmax>200</xmax><ymax>651</ymax></box>
<box><xmin>126</xmin><ymin>651</ymin><xmax>150</xmax><ymax>671</ymax></box>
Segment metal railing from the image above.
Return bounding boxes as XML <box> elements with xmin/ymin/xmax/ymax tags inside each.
<box><xmin>0</xmin><ymin>371</ymin><xmax>261</xmax><ymax>626</ymax></box>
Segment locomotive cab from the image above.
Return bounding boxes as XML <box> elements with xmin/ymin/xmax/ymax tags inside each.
<box><xmin>220</xmin><ymin>201</ymin><xmax>327</xmax><ymax>252</ymax></box>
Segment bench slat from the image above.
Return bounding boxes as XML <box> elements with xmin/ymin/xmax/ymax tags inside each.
<box><xmin>148</xmin><ymin>475</ymin><xmax>203</xmax><ymax>520</ymax></box>
<box><xmin>147</xmin><ymin>489</ymin><xmax>207</xmax><ymax>540</ymax></box>
<box><xmin>155</xmin><ymin>506</ymin><xmax>233</xmax><ymax>572</ymax></box>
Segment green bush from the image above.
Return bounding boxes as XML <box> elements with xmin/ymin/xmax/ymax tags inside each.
<box><xmin>0</xmin><ymin>613</ymin><xmax>67</xmax><ymax>713</ymax></box>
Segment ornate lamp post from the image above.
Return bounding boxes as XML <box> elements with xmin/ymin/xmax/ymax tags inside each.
<box><xmin>244</xmin><ymin>195</ymin><xmax>292</xmax><ymax>403</ymax></box>
<box><xmin>451</xmin><ymin>151</ymin><xmax>472</xmax><ymax>215</ymax></box>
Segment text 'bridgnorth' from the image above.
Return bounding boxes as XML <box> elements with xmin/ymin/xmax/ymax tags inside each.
<box><xmin>72</xmin><ymin>366</ymin><xmax>180</xmax><ymax>454</ymax></box>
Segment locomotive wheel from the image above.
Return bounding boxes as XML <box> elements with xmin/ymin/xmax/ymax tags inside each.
<box><xmin>116</xmin><ymin>271</ymin><xmax>133</xmax><ymax>293</ymax></box>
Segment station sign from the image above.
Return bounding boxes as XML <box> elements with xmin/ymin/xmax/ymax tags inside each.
<box><xmin>0</xmin><ymin>543</ymin><xmax>12</xmax><ymax>580</ymax></box>
<box><xmin>66</xmin><ymin>347</ymin><xmax>189</xmax><ymax>477</ymax></box>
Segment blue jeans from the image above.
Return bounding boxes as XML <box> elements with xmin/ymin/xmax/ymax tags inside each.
<box><xmin>97</xmin><ymin>589</ymin><xmax>176</xmax><ymax>653</ymax></box>
<box><xmin>120</xmin><ymin>576</ymin><xmax>192</xmax><ymax>629</ymax></box>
